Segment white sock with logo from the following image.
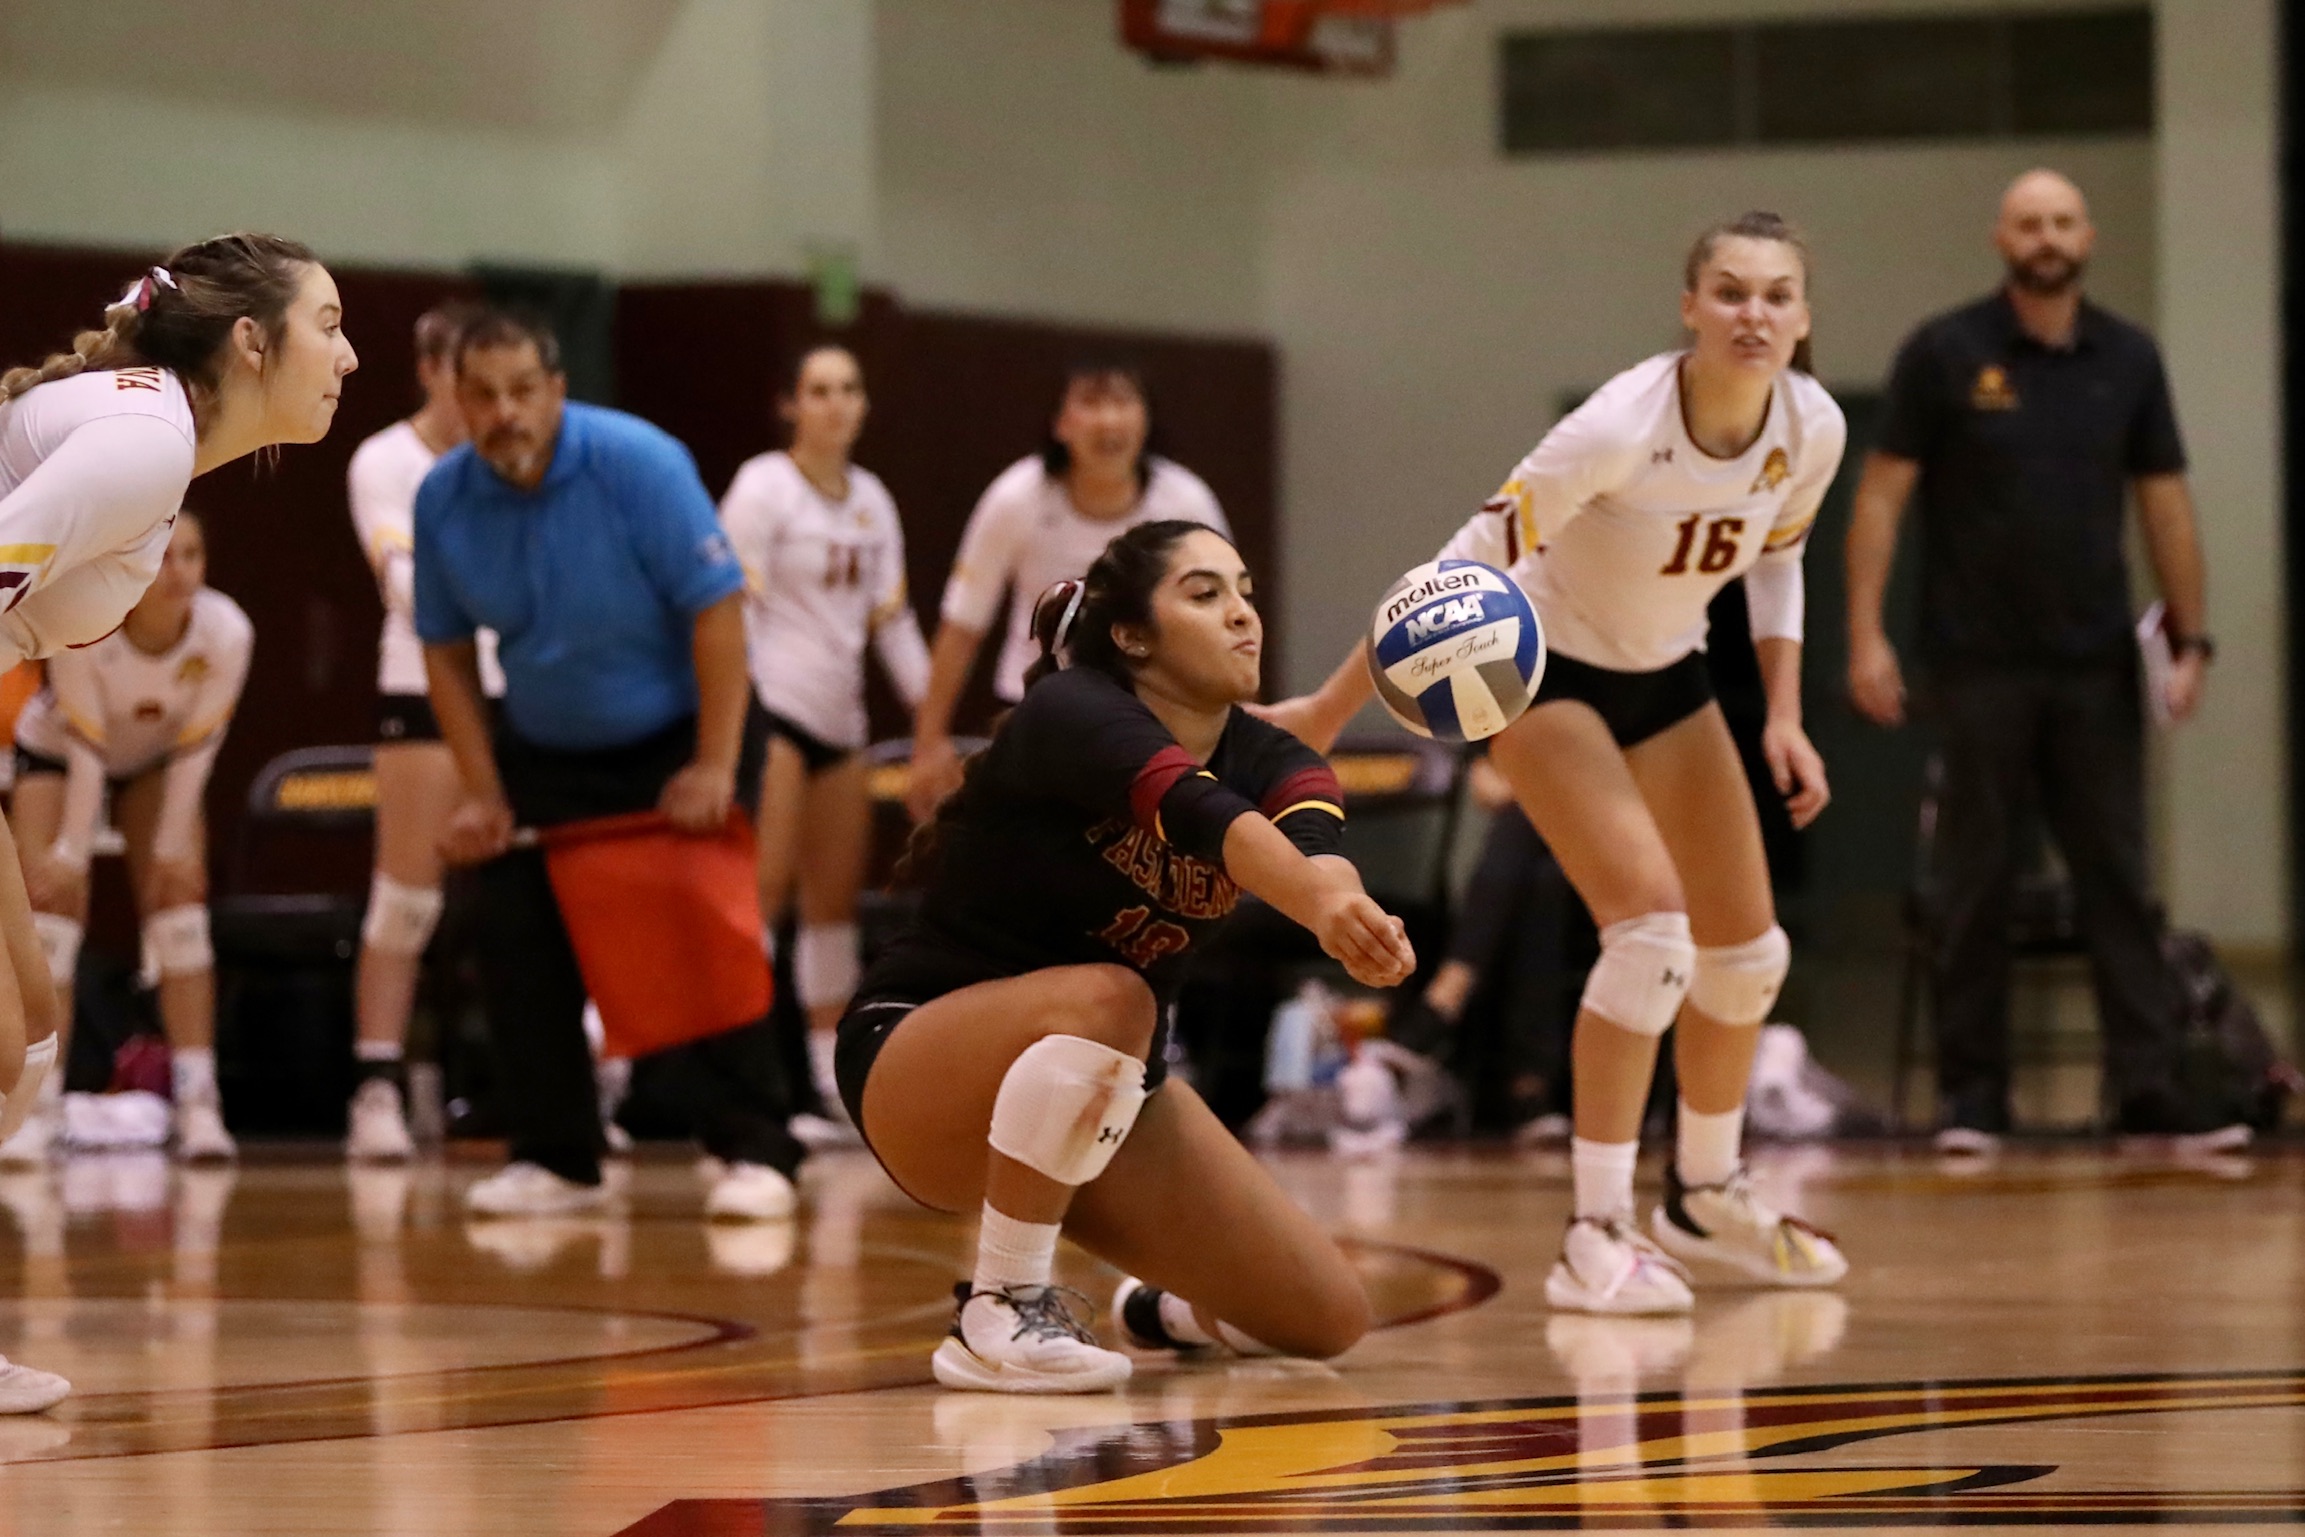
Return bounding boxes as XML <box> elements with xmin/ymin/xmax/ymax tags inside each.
<box><xmin>972</xmin><ymin>1202</ymin><xmax>1058</xmax><ymax>1294</ymax></box>
<box><xmin>1571</xmin><ymin>1137</ymin><xmax>1639</xmax><ymax>1221</ymax></box>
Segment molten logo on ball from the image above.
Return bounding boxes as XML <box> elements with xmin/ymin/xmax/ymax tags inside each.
<box><xmin>1367</xmin><ymin>559</ymin><xmax>1544</xmax><ymax>743</ymax></box>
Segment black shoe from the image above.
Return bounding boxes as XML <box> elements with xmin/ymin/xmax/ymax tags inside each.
<box><xmin>2114</xmin><ymin>1089</ymin><xmax>2252</xmax><ymax>1149</ymax></box>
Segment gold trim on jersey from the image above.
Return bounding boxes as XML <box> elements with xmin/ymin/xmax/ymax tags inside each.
<box><xmin>1482</xmin><ymin>479</ymin><xmax>1537</xmax><ymax>565</ymax></box>
<box><xmin>0</xmin><ymin>543</ymin><xmax>58</xmax><ymax>565</ymax></box>
<box><xmin>1272</xmin><ymin>798</ymin><xmax>1346</xmax><ymax>822</ymax></box>
<box><xmin>1763</xmin><ymin>510</ymin><xmax>1818</xmax><ymax>552</ymax></box>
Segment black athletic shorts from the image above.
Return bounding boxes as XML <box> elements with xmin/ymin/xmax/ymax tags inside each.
<box><xmin>377</xmin><ymin>693</ymin><xmax>440</xmax><ymax>744</ymax></box>
<box><xmin>1532</xmin><ymin>650</ymin><xmax>1714</xmax><ymax>748</ymax></box>
<box><xmin>760</xmin><ymin>706</ymin><xmax>853</xmax><ymax>775</ymax></box>
<box><xmin>13</xmin><ymin>745</ymin><xmax>133</xmax><ymax>789</ymax></box>
<box><xmin>834</xmin><ymin>939</ymin><xmax>1171</xmax><ymax>1160</ymax></box>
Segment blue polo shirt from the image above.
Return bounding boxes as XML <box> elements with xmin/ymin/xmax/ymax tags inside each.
<box><xmin>413</xmin><ymin>403</ymin><xmax>743</xmax><ymax>751</ymax></box>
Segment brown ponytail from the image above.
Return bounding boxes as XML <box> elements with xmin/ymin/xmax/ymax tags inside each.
<box><xmin>1684</xmin><ymin>210</ymin><xmax>1816</xmax><ymax>375</ymax></box>
<box><xmin>0</xmin><ymin>232</ymin><xmax>319</xmax><ymax>418</ymax></box>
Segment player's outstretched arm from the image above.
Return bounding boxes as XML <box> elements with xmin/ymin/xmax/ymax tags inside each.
<box><xmin>1253</xmin><ymin>640</ymin><xmax>1375</xmax><ymax>754</ymax></box>
<box><xmin>1220</xmin><ymin>812</ymin><xmax>1413</xmax><ymax>988</ymax></box>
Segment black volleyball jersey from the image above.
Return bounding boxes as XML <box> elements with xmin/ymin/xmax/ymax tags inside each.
<box><xmin>912</xmin><ymin>666</ymin><xmax>1347</xmax><ymax>997</ymax></box>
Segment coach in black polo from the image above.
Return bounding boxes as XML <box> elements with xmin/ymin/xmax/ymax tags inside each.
<box><xmin>1845</xmin><ymin>168</ymin><xmax>2232</xmax><ymax>1149</ymax></box>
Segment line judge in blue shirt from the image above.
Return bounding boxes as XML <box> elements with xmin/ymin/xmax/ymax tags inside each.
<box><xmin>416</xmin><ymin>309</ymin><xmax>801</xmax><ymax>1221</ymax></box>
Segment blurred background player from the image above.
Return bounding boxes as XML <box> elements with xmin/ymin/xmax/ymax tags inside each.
<box><xmin>841</xmin><ymin>522</ymin><xmax>1413</xmax><ymax>1393</ymax></box>
<box><xmin>905</xmin><ymin>362</ymin><xmax>1229</xmax><ymax>821</ymax></box>
<box><xmin>343</xmin><ymin>299</ymin><xmax>499</xmax><ymax>1161</ymax></box>
<box><xmin>420</xmin><ymin>310</ymin><xmax>802</xmax><ymax>1221</ymax></box>
<box><xmin>3</xmin><ymin>514</ymin><xmax>251</xmax><ymax>1163</ymax></box>
<box><xmin>1845</xmin><ymin>169</ymin><xmax>2234</xmax><ymax>1152</ymax></box>
<box><xmin>720</xmin><ymin>344</ymin><xmax>929</xmax><ymax>1145</ymax></box>
<box><xmin>1275</xmin><ymin>213</ymin><xmax>1848</xmax><ymax>1315</ymax></box>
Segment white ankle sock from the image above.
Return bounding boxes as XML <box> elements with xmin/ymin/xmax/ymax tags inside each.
<box><xmin>355</xmin><ymin>1040</ymin><xmax>404</xmax><ymax>1064</ymax></box>
<box><xmin>171</xmin><ymin>1048</ymin><xmax>217</xmax><ymax>1105</ymax></box>
<box><xmin>1571</xmin><ymin>1137</ymin><xmax>1638</xmax><ymax>1220</ymax></box>
<box><xmin>972</xmin><ymin>1202</ymin><xmax>1058</xmax><ymax>1293</ymax></box>
<box><xmin>1676</xmin><ymin>1102</ymin><xmax>1744</xmax><ymax>1187</ymax></box>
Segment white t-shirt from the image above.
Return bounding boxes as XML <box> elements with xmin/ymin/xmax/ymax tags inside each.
<box><xmin>346</xmin><ymin>420</ymin><xmax>502</xmax><ymax>697</ymax></box>
<box><xmin>16</xmin><ymin>585</ymin><xmax>253</xmax><ymax>869</ymax></box>
<box><xmin>0</xmin><ymin>366</ymin><xmax>196</xmax><ymax>671</ymax></box>
<box><xmin>941</xmin><ymin>455</ymin><xmax>1229</xmax><ymax>702</ymax></box>
<box><xmin>1438</xmin><ymin>352</ymin><xmax>1847</xmax><ymax>674</ymax></box>
<box><xmin>720</xmin><ymin>452</ymin><xmax>930</xmax><ymax>752</ymax></box>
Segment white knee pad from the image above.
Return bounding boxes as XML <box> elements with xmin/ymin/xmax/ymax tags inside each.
<box><xmin>362</xmin><ymin>873</ymin><xmax>444</xmax><ymax>957</ymax></box>
<box><xmin>32</xmin><ymin>913</ymin><xmax>82</xmax><ymax>989</ymax></box>
<box><xmin>0</xmin><ymin>1034</ymin><xmax>56</xmax><ymax>1144</ymax></box>
<box><xmin>1687</xmin><ymin>925</ymin><xmax>1791</xmax><ymax>1027</ymax></box>
<box><xmin>987</xmin><ymin>1033</ymin><xmax>1149</xmax><ymax>1187</ymax></box>
<box><xmin>1580</xmin><ymin>911</ymin><xmax>1695</xmax><ymax>1037</ymax></box>
<box><xmin>142</xmin><ymin>904</ymin><xmax>213</xmax><ymax>980</ymax></box>
<box><xmin>793</xmin><ymin>922</ymin><xmax>860</xmax><ymax>1010</ymax></box>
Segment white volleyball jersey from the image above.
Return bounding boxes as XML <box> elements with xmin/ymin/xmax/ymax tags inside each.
<box><xmin>1438</xmin><ymin>352</ymin><xmax>1846</xmax><ymax>674</ymax></box>
<box><xmin>0</xmin><ymin>367</ymin><xmax>196</xmax><ymax>671</ymax></box>
<box><xmin>347</xmin><ymin>420</ymin><xmax>502</xmax><ymax>697</ymax></box>
<box><xmin>941</xmin><ymin>455</ymin><xmax>1230</xmax><ymax>702</ymax></box>
<box><xmin>721</xmin><ymin>453</ymin><xmax>929</xmax><ymax>751</ymax></box>
<box><xmin>15</xmin><ymin>585</ymin><xmax>253</xmax><ymax>868</ymax></box>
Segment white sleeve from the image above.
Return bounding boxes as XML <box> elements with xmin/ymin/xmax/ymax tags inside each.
<box><xmin>1437</xmin><ymin>402</ymin><xmax>1643</xmax><ymax>574</ymax></box>
<box><xmin>1161</xmin><ymin>464</ymin><xmax>1231</xmax><ymax>538</ymax></box>
<box><xmin>347</xmin><ymin>442</ymin><xmax>413</xmax><ymax>610</ymax></box>
<box><xmin>939</xmin><ymin>476</ymin><xmax>1029</xmax><ymax>633</ymax></box>
<box><xmin>1744</xmin><ymin>395</ymin><xmax>1846</xmax><ymax>647</ymax></box>
<box><xmin>44</xmin><ymin>656</ymin><xmax>108</xmax><ymax>872</ymax></box>
<box><xmin>151</xmin><ymin>617</ymin><xmax>250</xmax><ymax>863</ymax></box>
<box><xmin>868</xmin><ymin>507</ymin><xmax>931</xmax><ymax>707</ymax></box>
<box><xmin>717</xmin><ymin>463</ymin><xmax>779</xmax><ymax>599</ymax></box>
<box><xmin>0</xmin><ymin>416</ymin><xmax>192</xmax><ymax>664</ymax></box>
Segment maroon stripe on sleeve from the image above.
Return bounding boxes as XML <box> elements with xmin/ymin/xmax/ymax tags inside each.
<box><xmin>1130</xmin><ymin>745</ymin><xmax>1200</xmax><ymax>834</ymax></box>
<box><xmin>1261</xmin><ymin>764</ymin><xmax>1344</xmax><ymax>819</ymax></box>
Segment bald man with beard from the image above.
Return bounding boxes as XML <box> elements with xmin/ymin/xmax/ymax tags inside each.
<box><xmin>1845</xmin><ymin>169</ymin><xmax>2237</xmax><ymax>1153</ymax></box>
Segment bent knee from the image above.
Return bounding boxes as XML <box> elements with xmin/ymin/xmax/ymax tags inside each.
<box><xmin>1049</xmin><ymin>964</ymin><xmax>1157</xmax><ymax>1056</ymax></box>
<box><xmin>1263</xmin><ymin>1281</ymin><xmax>1374</xmax><ymax>1360</ymax></box>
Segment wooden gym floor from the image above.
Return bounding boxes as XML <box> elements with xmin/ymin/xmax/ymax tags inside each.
<box><xmin>0</xmin><ymin>1139</ymin><xmax>2296</xmax><ymax>1534</ymax></box>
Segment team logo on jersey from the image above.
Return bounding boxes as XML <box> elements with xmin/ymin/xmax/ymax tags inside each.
<box><xmin>639</xmin><ymin>1369</ymin><xmax>2305</xmax><ymax>1533</ymax></box>
<box><xmin>1972</xmin><ymin>363</ymin><xmax>2020</xmax><ymax>410</ymax></box>
<box><xmin>1749</xmin><ymin>446</ymin><xmax>1792</xmax><ymax>494</ymax></box>
<box><xmin>176</xmin><ymin>655</ymin><xmax>210</xmax><ymax>686</ymax></box>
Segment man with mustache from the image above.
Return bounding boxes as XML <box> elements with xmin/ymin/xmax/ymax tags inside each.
<box><xmin>1845</xmin><ymin>169</ymin><xmax>2237</xmax><ymax>1153</ymax></box>
<box><xmin>415</xmin><ymin>310</ymin><xmax>803</xmax><ymax>1220</ymax></box>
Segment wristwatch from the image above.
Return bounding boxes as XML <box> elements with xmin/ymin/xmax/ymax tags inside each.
<box><xmin>2169</xmin><ymin>629</ymin><xmax>2217</xmax><ymax>661</ymax></box>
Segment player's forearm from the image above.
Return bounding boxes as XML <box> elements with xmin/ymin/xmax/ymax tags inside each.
<box><xmin>1220</xmin><ymin>814</ymin><xmax>1353</xmax><ymax>932</ymax></box>
<box><xmin>2136</xmin><ymin>474</ymin><xmax>2208</xmax><ymax>637</ymax></box>
<box><xmin>51</xmin><ymin>745</ymin><xmax>106</xmax><ymax>869</ymax></box>
<box><xmin>688</xmin><ymin>593</ymin><xmax>749</xmax><ymax>775</ymax></box>
<box><xmin>422</xmin><ymin>641</ymin><xmax>504</xmax><ymax>802</ymax></box>
<box><xmin>913</xmin><ymin>621</ymin><xmax>984</xmax><ymax>742</ymax></box>
<box><xmin>151</xmin><ymin>741</ymin><xmax>220</xmax><ymax>863</ymax></box>
<box><xmin>1755</xmin><ymin>637</ymin><xmax>1805</xmax><ymax>729</ymax></box>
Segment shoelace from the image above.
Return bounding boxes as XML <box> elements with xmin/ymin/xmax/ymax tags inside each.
<box><xmin>981</xmin><ymin>1284</ymin><xmax>1100</xmax><ymax>1346</ymax></box>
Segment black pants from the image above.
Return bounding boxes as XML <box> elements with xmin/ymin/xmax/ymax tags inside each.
<box><xmin>1447</xmin><ymin>806</ymin><xmax>1594</xmax><ymax>1118</ymax></box>
<box><xmin>1928</xmin><ymin>662</ymin><xmax>2180</xmax><ymax>1126</ymax></box>
<box><xmin>479</xmin><ymin>711</ymin><xmax>799</xmax><ymax>1185</ymax></box>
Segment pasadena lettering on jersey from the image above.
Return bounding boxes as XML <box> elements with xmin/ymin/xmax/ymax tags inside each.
<box><xmin>1438</xmin><ymin>351</ymin><xmax>1847</xmax><ymax>674</ymax></box>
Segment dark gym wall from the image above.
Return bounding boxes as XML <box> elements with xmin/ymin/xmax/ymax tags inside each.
<box><xmin>0</xmin><ymin>240</ymin><xmax>1279</xmax><ymax>892</ymax></box>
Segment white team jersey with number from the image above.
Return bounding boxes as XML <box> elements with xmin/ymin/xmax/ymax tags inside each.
<box><xmin>15</xmin><ymin>586</ymin><xmax>253</xmax><ymax>867</ymax></box>
<box><xmin>942</xmin><ymin>455</ymin><xmax>1230</xmax><ymax>702</ymax></box>
<box><xmin>346</xmin><ymin>420</ymin><xmax>502</xmax><ymax>697</ymax></box>
<box><xmin>1438</xmin><ymin>351</ymin><xmax>1847</xmax><ymax>674</ymax></box>
<box><xmin>0</xmin><ymin>367</ymin><xmax>196</xmax><ymax>671</ymax></box>
<box><xmin>721</xmin><ymin>452</ymin><xmax>930</xmax><ymax>751</ymax></box>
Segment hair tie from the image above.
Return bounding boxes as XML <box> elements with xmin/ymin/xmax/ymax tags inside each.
<box><xmin>149</xmin><ymin>266</ymin><xmax>178</xmax><ymax>292</ymax></box>
<box><xmin>1051</xmin><ymin>581</ymin><xmax>1087</xmax><ymax>664</ymax></box>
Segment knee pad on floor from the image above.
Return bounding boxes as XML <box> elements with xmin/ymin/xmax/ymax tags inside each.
<box><xmin>0</xmin><ymin>1033</ymin><xmax>56</xmax><ymax>1142</ymax></box>
<box><xmin>143</xmin><ymin>904</ymin><xmax>213</xmax><ymax>980</ymax></box>
<box><xmin>1687</xmin><ymin>925</ymin><xmax>1791</xmax><ymax>1027</ymax></box>
<box><xmin>1580</xmin><ymin>912</ymin><xmax>1695</xmax><ymax>1037</ymax></box>
<box><xmin>988</xmin><ymin>1033</ymin><xmax>1149</xmax><ymax>1187</ymax></box>
<box><xmin>32</xmin><ymin>912</ymin><xmax>81</xmax><ymax>988</ymax></box>
<box><xmin>794</xmin><ymin>922</ymin><xmax>860</xmax><ymax>1009</ymax></box>
<box><xmin>362</xmin><ymin>873</ymin><xmax>444</xmax><ymax>957</ymax></box>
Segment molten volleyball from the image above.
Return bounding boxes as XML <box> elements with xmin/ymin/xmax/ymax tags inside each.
<box><xmin>1367</xmin><ymin>559</ymin><xmax>1544</xmax><ymax>742</ymax></box>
